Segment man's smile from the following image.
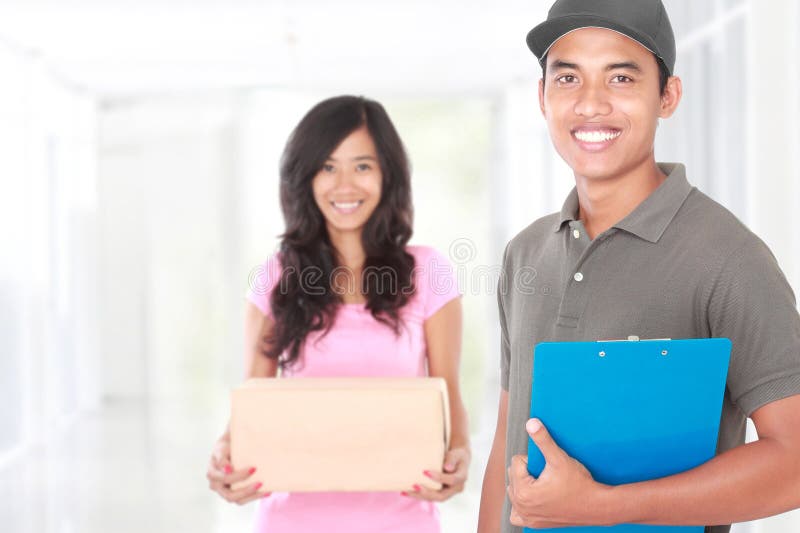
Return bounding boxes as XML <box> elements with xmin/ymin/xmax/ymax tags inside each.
<box><xmin>571</xmin><ymin>124</ymin><xmax>623</xmax><ymax>151</ymax></box>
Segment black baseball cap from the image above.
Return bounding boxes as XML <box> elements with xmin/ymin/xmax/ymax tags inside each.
<box><xmin>526</xmin><ymin>0</ymin><xmax>676</xmax><ymax>75</ymax></box>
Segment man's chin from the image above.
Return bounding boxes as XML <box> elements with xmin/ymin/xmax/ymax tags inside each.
<box><xmin>568</xmin><ymin>162</ymin><xmax>622</xmax><ymax>182</ymax></box>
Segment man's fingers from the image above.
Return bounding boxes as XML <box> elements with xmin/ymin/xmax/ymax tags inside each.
<box><xmin>509</xmin><ymin>454</ymin><xmax>534</xmax><ymax>483</ymax></box>
<box><xmin>527</xmin><ymin>418</ymin><xmax>567</xmax><ymax>466</ymax></box>
<box><xmin>509</xmin><ymin>508</ymin><xmax>526</xmax><ymax>527</ymax></box>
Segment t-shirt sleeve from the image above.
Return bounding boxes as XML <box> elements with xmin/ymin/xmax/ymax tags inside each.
<box><xmin>245</xmin><ymin>254</ymin><xmax>282</xmax><ymax>319</ymax></box>
<box><xmin>419</xmin><ymin>246</ymin><xmax>462</xmax><ymax>320</ymax></box>
<box><xmin>499</xmin><ymin>243</ymin><xmax>511</xmax><ymax>391</ymax></box>
<box><xmin>707</xmin><ymin>237</ymin><xmax>800</xmax><ymax>416</ymax></box>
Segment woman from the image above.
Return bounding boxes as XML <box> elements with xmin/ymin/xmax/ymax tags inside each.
<box><xmin>206</xmin><ymin>95</ymin><xmax>470</xmax><ymax>532</ymax></box>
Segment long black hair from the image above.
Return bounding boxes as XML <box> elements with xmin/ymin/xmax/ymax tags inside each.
<box><xmin>264</xmin><ymin>95</ymin><xmax>415</xmax><ymax>369</ymax></box>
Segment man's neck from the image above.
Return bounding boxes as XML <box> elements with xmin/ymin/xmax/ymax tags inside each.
<box><xmin>575</xmin><ymin>158</ymin><xmax>667</xmax><ymax>240</ymax></box>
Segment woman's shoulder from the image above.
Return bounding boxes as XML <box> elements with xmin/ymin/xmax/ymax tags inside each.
<box><xmin>245</xmin><ymin>252</ymin><xmax>284</xmax><ymax>312</ymax></box>
<box><xmin>404</xmin><ymin>245</ymin><xmax>460</xmax><ymax>317</ymax></box>
<box><xmin>405</xmin><ymin>244</ymin><xmax>451</xmax><ymax>266</ymax></box>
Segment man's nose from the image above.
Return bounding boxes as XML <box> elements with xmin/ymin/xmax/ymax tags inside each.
<box><xmin>573</xmin><ymin>84</ymin><xmax>612</xmax><ymax>118</ymax></box>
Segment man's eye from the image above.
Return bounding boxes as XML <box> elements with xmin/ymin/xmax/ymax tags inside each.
<box><xmin>612</xmin><ymin>75</ymin><xmax>633</xmax><ymax>83</ymax></box>
<box><xmin>557</xmin><ymin>75</ymin><xmax>577</xmax><ymax>83</ymax></box>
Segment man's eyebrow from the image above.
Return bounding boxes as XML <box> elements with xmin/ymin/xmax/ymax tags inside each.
<box><xmin>606</xmin><ymin>61</ymin><xmax>642</xmax><ymax>72</ymax></box>
<box><xmin>548</xmin><ymin>60</ymin><xmax>643</xmax><ymax>72</ymax></box>
<box><xmin>549</xmin><ymin>59</ymin><xmax>579</xmax><ymax>71</ymax></box>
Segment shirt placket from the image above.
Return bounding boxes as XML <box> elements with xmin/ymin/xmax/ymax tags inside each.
<box><xmin>554</xmin><ymin>221</ymin><xmax>613</xmax><ymax>337</ymax></box>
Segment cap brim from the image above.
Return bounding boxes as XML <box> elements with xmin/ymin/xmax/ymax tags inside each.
<box><xmin>526</xmin><ymin>14</ymin><xmax>667</xmax><ymax>73</ymax></box>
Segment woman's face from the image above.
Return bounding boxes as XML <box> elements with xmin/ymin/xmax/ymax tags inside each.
<box><xmin>312</xmin><ymin>126</ymin><xmax>383</xmax><ymax>238</ymax></box>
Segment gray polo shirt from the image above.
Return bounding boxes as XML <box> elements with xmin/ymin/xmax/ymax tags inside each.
<box><xmin>499</xmin><ymin>163</ymin><xmax>800</xmax><ymax>533</ymax></box>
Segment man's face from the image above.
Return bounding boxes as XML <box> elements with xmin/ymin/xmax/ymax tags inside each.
<box><xmin>539</xmin><ymin>27</ymin><xmax>678</xmax><ymax>181</ymax></box>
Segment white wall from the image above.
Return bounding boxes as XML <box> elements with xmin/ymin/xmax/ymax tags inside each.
<box><xmin>98</xmin><ymin>95</ymin><xmax>238</xmax><ymax>402</ymax></box>
<box><xmin>0</xmin><ymin>40</ymin><xmax>99</xmax><ymax>465</ymax></box>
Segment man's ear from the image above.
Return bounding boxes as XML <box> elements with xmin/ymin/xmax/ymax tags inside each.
<box><xmin>659</xmin><ymin>76</ymin><xmax>683</xmax><ymax>119</ymax></box>
<box><xmin>538</xmin><ymin>78</ymin><xmax>546</xmax><ymax>118</ymax></box>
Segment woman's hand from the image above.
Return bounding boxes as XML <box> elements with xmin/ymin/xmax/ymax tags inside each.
<box><xmin>207</xmin><ymin>434</ymin><xmax>269</xmax><ymax>505</ymax></box>
<box><xmin>403</xmin><ymin>447</ymin><xmax>471</xmax><ymax>502</ymax></box>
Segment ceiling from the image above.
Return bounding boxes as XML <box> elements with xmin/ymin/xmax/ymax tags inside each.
<box><xmin>0</xmin><ymin>1</ymin><xmax>547</xmax><ymax>99</ymax></box>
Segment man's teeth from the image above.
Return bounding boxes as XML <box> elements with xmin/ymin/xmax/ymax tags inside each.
<box><xmin>333</xmin><ymin>201</ymin><xmax>362</xmax><ymax>209</ymax></box>
<box><xmin>574</xmin><ymin>130</ymin><xmax>621</xmax><ymax>143</ymax></box>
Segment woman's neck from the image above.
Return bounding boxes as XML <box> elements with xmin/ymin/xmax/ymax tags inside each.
<box><xmin>327</xmin><ymin>227</ymin><xmax>367</xmax><ymax>304</ymax></box>
<box><xmin>328</xmin><ymin>228</ymin><xmax>366</xmax><ymax>270</ymax></box>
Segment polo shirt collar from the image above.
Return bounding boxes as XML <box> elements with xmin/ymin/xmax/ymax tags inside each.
<box><xmin>552</xmin><ymin>163</ymin><xmax>694</xmax><ymax>243</ymax></box>
<box><xmin>554</xmin><ymin>188</ymin><xmax>580</xmax><ymax>233</ymax></box>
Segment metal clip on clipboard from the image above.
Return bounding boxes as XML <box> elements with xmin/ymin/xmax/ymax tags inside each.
<box><xmin>598</xmin><ymin>335</ymin><xmax>672</xmax><ymax>342</ymax></box>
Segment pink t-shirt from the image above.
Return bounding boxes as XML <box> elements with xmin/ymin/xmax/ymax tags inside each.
<box><xmin>245</xmin><ymin>245</ymin><xmax>460</xmax><ymax>533</ymax></box>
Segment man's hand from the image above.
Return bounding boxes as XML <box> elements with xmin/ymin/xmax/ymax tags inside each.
<box><xmin>507</xmin><ymin>419</ymin><xmax>612</xmax><ymax>529</ymax></box>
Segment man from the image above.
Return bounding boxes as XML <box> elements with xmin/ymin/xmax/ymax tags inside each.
<box><xmin>476</xmin><ymin>1</ymin><xmax>800</xmax><ymax>532</ymax></box>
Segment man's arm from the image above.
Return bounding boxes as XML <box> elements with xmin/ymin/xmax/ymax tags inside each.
<box><xmin>507</xmin><ymin>394</ymin><xmax>800</xmax><ymax>529</ymax></box>
<box><xmin>609</xmin><ymin>393</ymin><xmax>800</xmax><ymax>526</ymax></box>
<box><xmin>478</xmin><ymin>389</ymin><xmax>509</xmax><ymax>533</ymax></box>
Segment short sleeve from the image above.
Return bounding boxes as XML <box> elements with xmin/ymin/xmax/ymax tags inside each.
<box><xmin>417</xmin><ymin>246</ymin><xmax>461</xmax><ymax>320</ymax></box>
<box><xmin>707</xmin><ymin>237</ymin><xmax>800</xmax><ymax>416</ymax></box>
<box><xmin>245</xmin><ymin>254</ymin><xmax>282</xmax><ymax>319</ymax></box>
<box><xmin>499</xmin><ymin>243</ymin><xmax>511</xmax><ymax>391</ymax></box>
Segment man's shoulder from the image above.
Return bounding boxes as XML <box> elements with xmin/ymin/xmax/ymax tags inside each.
<box><xmin>505</xmin><ymin>212</ymin><xmax>561</xmax><ymax>261</ymax></box>
<box><xmin>675</xmin><ymin>188</ymin><xmax>769</xmax><ymax>258</ymax></box>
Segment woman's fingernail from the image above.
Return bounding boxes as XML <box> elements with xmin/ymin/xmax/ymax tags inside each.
<box><xmin>254</xmin><ymin>482</ymin><xmax>262</xmax><ymax>490</ymax></box>
<box><xmin>413</xmin><ymin>484</ymin><xmax>421</xmax><ymax>492</ymax></box>
<box><xmin>423</xmin><ymin>470</ymin><xmax>432</xmax><ymax>478</ymax></box>
<box><xmin>400</xmin><ymin>491</ymin><xmax>408</xmax><ymax>496</ymax></box>
<box><xmin>249</xmin><ymin>467</ymin><xmax>257</xmax><ymax>475</ymax></box>
<box><xmin>224</xmin><ymin>465</ymin><xmax>232</xmax><ymax>474</ymax></box>
<box><xmin>262</xmin><ymin>492</ymin><xmax>271</xmax><ymax>498</ymax></box>
<box><xmin>445</xmin><ymin>464</ymin><xmax>454</xmax><ymax>471</ymax></box>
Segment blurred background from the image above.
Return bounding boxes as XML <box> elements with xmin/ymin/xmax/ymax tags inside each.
<box><xmin>0</xmin><ymin>0</ymin><xmax>798</xmax><ymax>532</ymax></box>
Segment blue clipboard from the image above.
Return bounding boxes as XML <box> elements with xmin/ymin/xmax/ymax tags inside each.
<box><xmin>525</xmin><ymin>338</ymin><xmax>731</xmax><ymax>533</ymax></box>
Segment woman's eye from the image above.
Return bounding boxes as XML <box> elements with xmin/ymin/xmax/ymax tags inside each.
<box><xmin>356</xmin><ymin>163</ymin><xmax>371</xmax><ymax>171</ymax></box>
<box><xmin>322</xmin><ymin>164</ymin><xmax>336</xmax><ymax>172</ymax></box>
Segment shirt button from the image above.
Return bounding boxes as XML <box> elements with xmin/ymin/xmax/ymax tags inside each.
<box><xmin>573</xmin><ymin>229</ymin><xmax>580</xmax><ymax>239</ymax></box>
<box><xmin>574</xmin><ymin>272</ymin><xmax>584</xmax><ymax>282</ymax></box>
